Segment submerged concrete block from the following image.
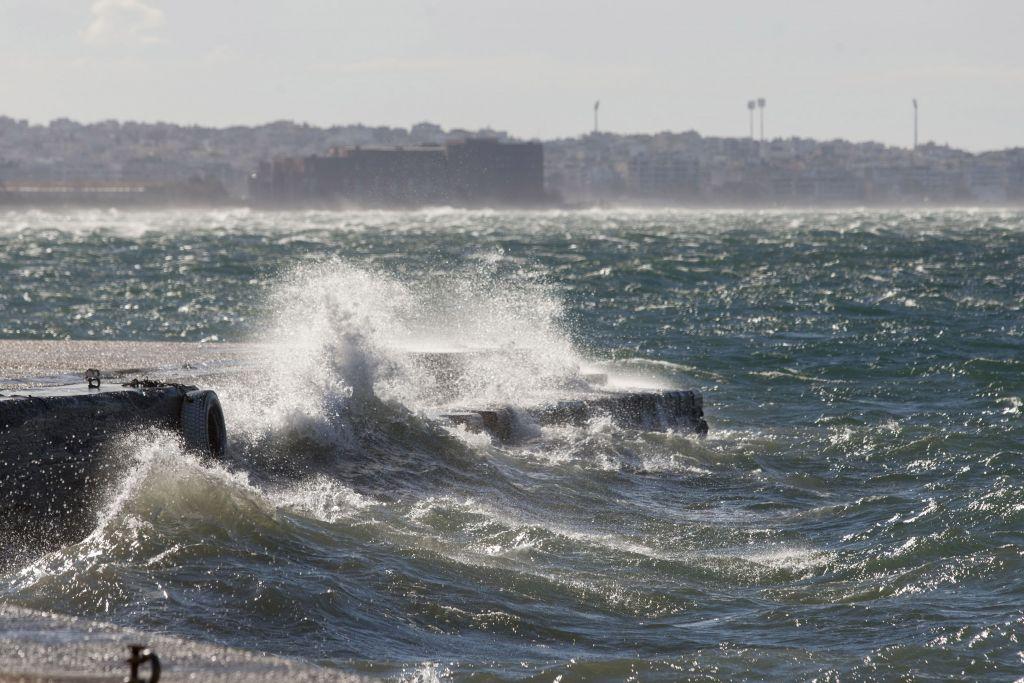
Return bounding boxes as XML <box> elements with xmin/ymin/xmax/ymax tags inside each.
<box><xmin>440</xmin><ymin>389</ymin><xmax>707</xmax><ymax>442</ymax></box>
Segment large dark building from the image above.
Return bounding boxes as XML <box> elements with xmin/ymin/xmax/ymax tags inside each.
<box><xmin>249</xmin><ymin>138</ymin><xmax>545</xmax><ymax>207</ymax></box>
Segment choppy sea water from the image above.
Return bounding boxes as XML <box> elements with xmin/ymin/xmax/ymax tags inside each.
<box><xmin>1</xmin><ymin>208</ymin><xmax>1022</xmax><ymax>680</ymax></box>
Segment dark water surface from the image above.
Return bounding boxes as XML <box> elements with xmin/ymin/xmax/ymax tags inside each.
<box><xmin>1</xmin><ymin>208</ymin><xmax>1022</xmax><ymax>680</ymax></box>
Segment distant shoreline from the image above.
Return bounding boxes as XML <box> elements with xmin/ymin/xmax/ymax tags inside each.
<box><xmin>3</xmin><ymin>200</ymin><xmax>1024</xmax><ymax>212</ymax></box>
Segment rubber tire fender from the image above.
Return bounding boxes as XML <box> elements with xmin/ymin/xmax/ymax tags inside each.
<box><xmin>180</xmin><ymin>389</ymin><xmax>227</xmax><ymax>457</ymax></box>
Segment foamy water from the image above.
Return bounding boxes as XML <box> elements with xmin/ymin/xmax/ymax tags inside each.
<box><xmin>1</xmin><ymin>208</ymin><xmax>1023</xmax><ymax>680</ymax></box>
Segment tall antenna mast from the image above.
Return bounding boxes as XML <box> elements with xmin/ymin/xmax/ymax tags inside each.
<box><xmin>747</xmin><ymin>100</ymin><xmax>756</xmax><ymax>139</ymax></box>
<box><xmin>593</xmin><ymin>100</ymin><xmax>600</xmax><ymax>134</ymax></box>
<box><xmin>912</xmin><ymin>98</ymin><xmax>918</xmax><ymax>150</ymax></box>
<box><xmin>757</xmin><ymin>98</ymin><xmax>766</xmax><ymax>143</ymax></box>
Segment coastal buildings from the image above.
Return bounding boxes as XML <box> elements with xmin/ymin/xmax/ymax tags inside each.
<box><xmin>544</xmin><ymin>132</ymin><xmax>1024</xmax><ymax>206</ymax></box>
<box><xmin>248</xmin><ymin>138</ymin><xmax>545</xmax><ymax>207</ymax></box>
<box><xmin>1</xmin><ymin>116</ymin><xmax>1024</xmax><ymax>207</ymax></box>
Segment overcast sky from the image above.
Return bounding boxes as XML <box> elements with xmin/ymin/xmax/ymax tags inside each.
<box><xmin>1</xmin><ymin>0</ymin><xmax>1022</xmax><ymax>150</ymax></box>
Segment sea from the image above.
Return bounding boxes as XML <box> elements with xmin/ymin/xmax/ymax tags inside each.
<box><xmin>0</xmin><ymin>207</ymin><xmax>1022</xmax><ymax>680</ymax></box>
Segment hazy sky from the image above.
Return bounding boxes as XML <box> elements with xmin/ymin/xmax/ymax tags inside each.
<box><xmin>2</xmin><ymin>0</ymin><xmax>1022</xmax><ymax>150</ymax></box>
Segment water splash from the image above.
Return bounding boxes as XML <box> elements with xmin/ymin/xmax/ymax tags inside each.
<box><xmin>2</xmin><ymin>209</ymin><xmax>1023</xmax><ymax>679</ymax></box>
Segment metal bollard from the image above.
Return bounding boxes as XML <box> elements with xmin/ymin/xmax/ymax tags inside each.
<box><xmin>125</xmin><ymin>644</ymin><xmax>160</xmax><ymax>683</ymax></box>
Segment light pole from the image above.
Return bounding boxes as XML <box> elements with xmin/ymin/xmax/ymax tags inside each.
<box><xmin>747</xmin><ymin>100</ymin><xmax>755</xmax><ymax>139</ymax></box>
<box><xmin>912</xmin><ymin>98</ymin><xmax>918</xmax><ymax>150</ymax></box>
<box><xmin>593</xmin><ymin>100</ymin><xmax>600</xmax><ymax>134</ymax></box>
<box><xmin>757</xmin><ymin>97</ymin><xmax>766</xmax><ymax>143</ymax></box>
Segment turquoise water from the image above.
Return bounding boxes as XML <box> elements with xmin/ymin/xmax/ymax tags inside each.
<box><xmin>1</xmin><ymin>208</ymin><xmax>1022</xmax><ymax>680</ymax></box>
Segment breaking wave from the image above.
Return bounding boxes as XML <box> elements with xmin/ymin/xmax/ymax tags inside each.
<box><xmin>1</xmin><ymin>208</ymin><xmax>1023</xmax><ymax>679</ymax></box>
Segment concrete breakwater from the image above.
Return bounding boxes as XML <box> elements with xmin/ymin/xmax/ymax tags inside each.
<box><xmin>0</xmin><ymin>339</ymin><xmax>248</xmax><ymax>390</ymax></box>
<box><xmin>409</xmin><ymin>348</ymin><xmax>708</xmax><ymax>439</ymax></box>
<box><xmin>0</xmin><ymin>381</ymin><xmax>202</xmax><ymax>563</ymax></box>
<box><xmin>0</xmin><ymin>340</ymin><xmax>707</xmax><ymax>562</ymax></box>
<box><xmin>0</xmin><ymin>341</ymin><xmax>243</xmax><ymax>563</ymax></box>
<box><xmin>441</xmin><ymin>390</ymin><xmax>707</xmax><ymax>442</ymax></box>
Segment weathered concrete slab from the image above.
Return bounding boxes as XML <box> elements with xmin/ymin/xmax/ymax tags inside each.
<box><xmin>441</xmin><ymin>389</ymin><xmax>708</xmax><ymax>442</ymax></box>
<box><xmin>0</xmin><ymin>339</ymin><xmax>248</xmax><ymax>389</ymax></box>
<box><xmin>0</xmin><ymin>604</ymin><xmax>369</xmax><ymax>682</ymax></box>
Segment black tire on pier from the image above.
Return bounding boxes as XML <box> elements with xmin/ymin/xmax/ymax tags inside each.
<box><xmin>180</xmin><ymin>390</ymin><xmax>227</xmax><ymax>457</ymax></box>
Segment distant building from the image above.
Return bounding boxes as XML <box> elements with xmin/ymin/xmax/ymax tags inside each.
<box><xmin>249</xmin><ymin>138</ymin><xmax>545</xmax><ymax>207</ymax></box>
<box><xmin>627</xmin><ymin>153</ymin><xmax>700</xmax><ymax>201</ymax></box>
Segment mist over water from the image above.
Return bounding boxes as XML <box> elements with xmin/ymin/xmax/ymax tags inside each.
<box><xmin>1</xmin><ymin>208</ymin><xmax>1023</xmax><ymax>680</ymax></box>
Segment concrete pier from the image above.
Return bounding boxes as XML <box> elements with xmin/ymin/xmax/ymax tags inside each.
<box><xmin>0</xmin><ymin>340</ymin><xmax>708</xmax><ymax>558</ymax></box>
<box><xmin>0</xmin><ymin>339</ymin><xmax>246</xmax><ymax>390</ymax></box>
<box><xmin>0</xmin><ymin>381</ymin><xmax>200</xmax><ymax>563</ymax></box>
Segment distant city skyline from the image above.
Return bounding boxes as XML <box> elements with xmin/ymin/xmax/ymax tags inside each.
<box><xmin>1</xmin><ymin>0</ymin><xmax>1022</xmax><ymax>151</ymax></box>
